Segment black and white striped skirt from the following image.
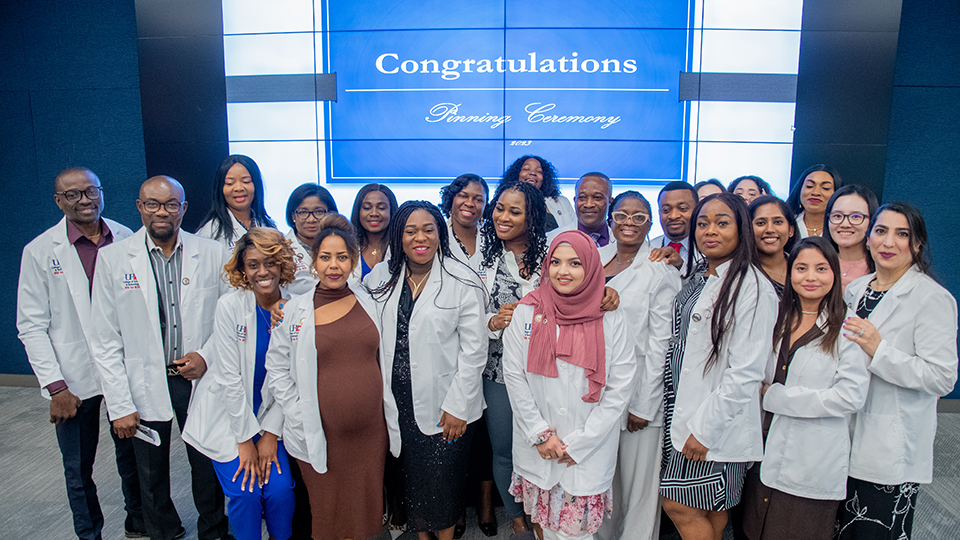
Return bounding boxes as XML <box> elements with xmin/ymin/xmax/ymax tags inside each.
<box><xmin>659</xmin><ymin>447</ymin><xmax>748</xmax><ymax>511</ymax></box>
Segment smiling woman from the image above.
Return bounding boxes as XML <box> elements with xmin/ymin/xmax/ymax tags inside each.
<box><xmin>196</xmin><ymin>155</ymin><xmax>277</xmax><ymax>252</ymax></box>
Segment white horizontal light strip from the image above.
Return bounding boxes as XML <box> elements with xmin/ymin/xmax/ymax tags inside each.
<box><xmin>343</xmin><ymin>87</ymin><xmax>670</xmax><ymax>92</ymax></box>
<box><xmin>330</xmin><ymin>176</ymin><xmax>676</xmax><ymax>181</ymax></box>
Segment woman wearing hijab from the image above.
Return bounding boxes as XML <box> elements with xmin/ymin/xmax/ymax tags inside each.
<box><xmin>502</xmin><ymin>230</ymin><xmax>637</xmax><ymax>540</ymax></box>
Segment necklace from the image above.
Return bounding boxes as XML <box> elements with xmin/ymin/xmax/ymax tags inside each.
<box><xmin>801</xmin><ymin>310</ymin><xmax>818</xmax><ymax>315</ymax></box>
<box><xmin>451</xmin><ymin>228</ymin><xmax>470</xmax><ymax>257</ymax></box>
<box><xmin>256</xmin><ymin>304</ymin><xmax>272</xmax><ymax>328</ymax></box>
<box><xmin>407</xmin><ymin>271</ymin><xmax>429</xmax><ymax>297</ymax></box>
<box><xmin>615</xmin><ymin>252</ymin><xmax>635</xmax><ymax>265</ymax></box>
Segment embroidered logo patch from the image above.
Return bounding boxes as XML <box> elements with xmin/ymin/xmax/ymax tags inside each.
<box><xmin>50</xmin><ymin>258</ymin><xmax>63</xmax><ymax>275</ymax></box>
<box><xmin>236</xmin><ymin>324</ymin><xmax>246</xmax><ymax>342</ymax></box>
<box><xmin>523</xmin><ymin>323</ymin><xmax>532</xmax><ymax>340</ymax></box>
<box><xmin>122</xmin><ymin>273</ymin><xmax>140</xmax><ymax>289</ymax></box>
<box><xmin>289</xmin><ymin>323</ymin><xmax>301</xmax><ymax>342</ymax></box>
<box><xmin>295</xmin><ymin>253</ymin><xmax>308</xmax><ymax>273</ymax></box>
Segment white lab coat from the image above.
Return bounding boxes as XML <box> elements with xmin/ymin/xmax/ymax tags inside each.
<box><xmin>89</xmin><ymin>228</ymin><xmax>229</xmax><ymax>422</ymax></box>
<box><xmin>182</xmin><ymin>289</ymin><xmax>284</xmax><ymax>463</ymax></box>
<box><xmin>651</xmin><ymin>234</ymin><xmax>693</xmax><ymax>274</ymax></box>
<box><xmin>195</xmin><ymin>211</ymin><xmax>258</xmax><ymax>254</ymax></box>
<box><xmin>365</xmin><ymin>254</ymin><xmax>488</xmax><ymax>433</ymax></box>
<box><xmin>265</xmin><ymin>287</ymin><xmax>401</xmax><ymax>473</ymax></box>
<box><xmin>546</xmin><ymin>220</ymin><xmax>617</xmax><ymax>251</ymax></box>
<box><xmin>17</xmin><ymin>217</ymin><xmax>133</xmax><ymax>399</ymax></box>
<box><xmin>284</xmin><ymin>229</ymin><xmax>318</xmax><ymax>296</ymax></box>
<box><xmin>759</xmin><ymin>312</ymin><xmax>870</xmax><ymax>500</ymax></box>
<box><xmin>545</xmin><ymin>195</ymin><xmax>576</xmax><ymax>228</ymax></box>
<box><xmin>503</xmin><ymin>304</ymin><xmax>637</xmax><ymax>496</ymax></box>
<box><xmin>668</xmin><ymin>263</ymin><xmax>778</xmax><ymax>462</ymax></box>
<box><xmin>445</xmin><ymin>219</ymin><xmax>484</xmax><ymax>262</ymax></box>
<box><xmin>470</xmin><ymin>248</ymin><xmax>539</xmax><ymax>340</ymax></box>
<box><xmin>844</xmin><ymin>267</ymin><xmax>958</xmax><ymax>485</ymax></box>
<box><xmin>601</xmin><ymin>241</ymin><xmax>681</xmax><ymax>427</ymax></box>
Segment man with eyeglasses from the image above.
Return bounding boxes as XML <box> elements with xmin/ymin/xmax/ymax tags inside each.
<box><xmin>547</xmin><ymin>172</ymin><xmax>617</xmax><ymax>249</ymax></box>
<box><xmin>90</xmin><ymin>176</ymin><xmax>232</xmax><ymax>540</ymax></box>
<box><xmin>17</xmin><ymin>167</ymin><xmax>145</xmax><ymax>539</ymax></box>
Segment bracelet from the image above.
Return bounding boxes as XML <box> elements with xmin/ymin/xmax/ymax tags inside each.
<box><xmin>535</xmin><ymin>427</ymin><xmax>557</xmax><ymax>445</ymax></box>
<box><xmin>49</xmin><ymin>386</ymin><xmax>67</xmax><ymax>396</ymax></box>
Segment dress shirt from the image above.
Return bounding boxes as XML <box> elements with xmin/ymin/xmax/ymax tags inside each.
<box><xmin>146</xmin><ymin>236</ymin><xmax>184</xmax><ymax>366</ymax></box>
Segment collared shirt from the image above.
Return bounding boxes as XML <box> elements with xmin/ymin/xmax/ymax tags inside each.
<box><xmin>66</xmin><ymin>219</ymin><xmax>115</xmax><ymax>295</ymax></box>
<box><xmin>578</xmin><ymin>221</ymin><xmax>611</xmax><ymax>247</ymax></box>
<box><xmin>147</xmin><ymin>235</ymin><xmax>184</xmax><ymax>366</ymax></box>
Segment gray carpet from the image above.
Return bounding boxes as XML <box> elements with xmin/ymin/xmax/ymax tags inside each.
<box><xmin>0</xmin><ymin>386</ymin><xmax>956</xmax><ymax>539</ymax></box>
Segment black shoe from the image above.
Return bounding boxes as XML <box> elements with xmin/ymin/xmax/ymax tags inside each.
<box><xmin>479</xmin><ymin>520</ymin><xmax>499</xmax><ymax>537</ymax></box>
<box><xmin>453</xmin><ymin>521</ymin><xmax>466</xmax><ymax>539</ymax></box>
<box><xmin>123</xmin><ymin>530</ymin><xmax>148</xmax><ymax>539</ymax></box>
<box><xmin>174</xmin><ymin>526</ymin><xmax>186</xmax><ymax>539</ymax></box>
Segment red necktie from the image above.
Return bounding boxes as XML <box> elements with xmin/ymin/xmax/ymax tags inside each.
<box><xmin>668</xmin><ymin>242</ymin><xmax>683</xmax><ymax>254</ymax></box>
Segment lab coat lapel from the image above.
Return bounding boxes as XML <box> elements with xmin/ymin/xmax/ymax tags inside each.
<box><xmin>868</xmin><ymin>267</ymin><xmax>921</xmax><ymax>330</ymax></box>
<box><xmin>51</xmin><ymin>219</ymin><xmax>94</xmax><ymax>330</ymax></box>
<box><xmin>130</xmin><ymin>229</ymin><xmax>162</xmax><ymax>351</ymax></box>
<box><xmin>411</xmin><ymin>252</ymin><xmax>443</xmax><ymax>320</ymax></box>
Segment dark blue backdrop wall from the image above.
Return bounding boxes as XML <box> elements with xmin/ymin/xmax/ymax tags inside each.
<box><xmin>1</xmin><ymin>0</ymin><xmax>958</xmax><ymax>399</ymax></box>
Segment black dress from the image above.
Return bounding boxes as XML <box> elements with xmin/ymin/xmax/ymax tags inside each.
<box><xmin>392</xmin><ymin>281</ymin><xmax>475</xmax><ymax>532</ymax></box>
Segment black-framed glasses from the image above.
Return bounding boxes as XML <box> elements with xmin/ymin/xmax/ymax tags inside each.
<box><xmin>829</xmin><ymin>212</ymin><xmax>868</xmax><ymax>225</ymax></box>
<box><xmin>140</xmin><ymin>200</ymin><xmax>183</xmax><ymax>213</ymax></box>
<box><xmin>56</xmin><ymin>186</ymin><xmax>102</xmax><ymax>202</ymax></box>
<box><xmin>611</xmin><ymin>211</ymin><xmax>650</xmax><ymax>226</ymax></box>
<box><xmin>294</xmin><ymin>208</ymin><xmax>327</xmax><ymax>220</ymax></box>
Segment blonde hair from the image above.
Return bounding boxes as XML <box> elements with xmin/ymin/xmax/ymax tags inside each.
<box><xmin>224</xmin><ymin>227</ymin><xmax>297</xmax><ymax>289</ymax></box>
<box><xmin>310</xmin><ymin>213</ymin><xmax>359</xmax><ymax>274</ymax></box>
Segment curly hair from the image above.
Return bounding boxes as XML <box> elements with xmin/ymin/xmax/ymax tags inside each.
<box><xmin>480</xmin><ymin>181</ymin><xmax>548</xmax><ymax>279</ymax></box>
<box><xmin>224</xmin><ymin>227</ymin><xmax>296</xmax><ymax>289</ymax></box>
<box><xmin>439</xmin><ymin>174</ymin><xmax>489</xmax><ymax>217</ymax></box>
<box><xmin>311</xmin><ymin>213</ymin><xmax>360</xmax><ymax>275</ymax></box>
<box><xmin>502</xmin><ymin>155</ymin><xmax>561</xmax><ymax>199</ymax></box>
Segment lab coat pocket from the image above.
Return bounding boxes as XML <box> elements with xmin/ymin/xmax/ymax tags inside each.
<box><xmin>436</xmin><ymin>369</ymin><xmax>457</xmax><ymax>408</ymax></box>
<box><xmin>852</xmin><ymin>412</ymin><xmax>905</xmax><ymax>478</ymax></box>
<box><xmin>126</xmin><ymin>357</ymin><xmax>147</xmax><ymax>406</ymax></box>
<box><xmin>53</xmin><ymin>339</ymin><xmax>98</xmax><ymax>388</ymax></box>
<box><xmin>780</xmin><ymin>419</ymin><xmax>839</xmax><ymax>492</ymax></box>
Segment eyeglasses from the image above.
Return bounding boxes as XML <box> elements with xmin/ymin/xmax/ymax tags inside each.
<box><xmin>294</xmin><ymin>208</ymin><xmax>327</xmax><ymax>220</ymax></box>
<box><xmin>56</xmin><ymin>186</ymin><xmax>102</xmax><ymax>202</ymax></box>
<box><xmin>140</xmin><ymin>200</ymin><xmax>183</xmax><ymax>213</ymax></box>
<box><xmin>611</xmin><ymin>211</ymin><xmax>650</xmax><ymax>226</ymax></box>
<box><xmin>829</xmin><ymin>212</ymin><xmax>868</xmax><ymax>225</ymax></box>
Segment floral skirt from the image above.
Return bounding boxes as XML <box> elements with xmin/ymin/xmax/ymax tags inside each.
<box><xmin>509</xmin><ymin>473</ymin><xmax>612</xmax><ymax>536</ymax></box>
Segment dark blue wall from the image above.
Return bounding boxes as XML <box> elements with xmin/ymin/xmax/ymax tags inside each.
<box><xmin>883</xmin><ymin>0</ymin><xmax>960</xmax><ymax>398</ymax></box>
<box><xmin>0</xmin><ymin>0</ymin><xmax>146</xmax><ymax>376</ymax></box>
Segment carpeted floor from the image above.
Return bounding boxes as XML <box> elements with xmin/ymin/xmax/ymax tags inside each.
<box><xmin>1</xmin><ymin>386</ymin><xmax>956</xmax><ymax>539</ymax></box>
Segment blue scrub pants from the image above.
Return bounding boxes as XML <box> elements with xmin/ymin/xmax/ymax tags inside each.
<box><xmin>211</xmin><ymin>437</ymin><xmax>295</xmax><ymax>540</ymax></box>
<box><xmin>482</xmin><ymin>377</ymin><xmax>524</xmax><ymax>520</ymax></box>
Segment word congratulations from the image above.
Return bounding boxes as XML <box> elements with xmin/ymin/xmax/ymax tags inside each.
<box><xmin>425</xmin><ymin>102</ymin><xmax>621</xmax><ymax>129</ymax></box>
<box><xmin>377</xmin><ymin>52</ymin><xmax>638</xmax><ymax>81</ymax></box>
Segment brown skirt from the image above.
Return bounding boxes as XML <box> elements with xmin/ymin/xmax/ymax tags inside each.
<box><xmin>740</xmin><ymin>464</ymin><xmax>839</xmax><ymax>540</ymax></box>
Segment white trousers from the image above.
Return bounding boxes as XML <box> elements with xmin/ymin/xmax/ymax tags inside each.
<box><xmin>543</xmin><ymin>528</ymin><xmax>594</xmax><ymax>540</ymax></box>
<box><xmin>596</xmin><ymin>425</ymin><xmax>663</xmax><ymax>540</ymax></box>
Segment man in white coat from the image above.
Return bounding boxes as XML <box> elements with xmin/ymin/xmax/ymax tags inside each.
<box><xmin>546</xmin><ymin>172</ymin><xmax>616</xmax><ymax>249</ymax></box>
<box><xmin>17</xmin><ymin>167</ymin><xmax>144</xmax><ymax>539</ymax></box>
<box><xmin>651</xmin><ymin>181</ymin><xmax>699</xmax><ymax>273</ymax></box>
<box><xmin>90</xmin><ymin>176</ymin><xmax>231</xmax><ymax>540</ymax></box>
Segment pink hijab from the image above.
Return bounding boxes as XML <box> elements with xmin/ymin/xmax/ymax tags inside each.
<box><xmin>519</xmin><ymin>230</ymin><xmax>606</xmax><ymax>402</ymax></box>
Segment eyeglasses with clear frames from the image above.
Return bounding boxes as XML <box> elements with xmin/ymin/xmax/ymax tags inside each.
<box><xmin>294</xmin><ymin>208</ymin><xmax>328</xmax><ymax>220</ymax></box>
<box><xmin>141</xmin><ymin>200</ymin><xmax>183</xmax><ymax>213</ymax></box>
<box><xmin>56</xmin><ymin>186</ymin><xmax>102</xmax><ymax>202</ymax></box>
<box><xmin>611</xmin><ymin>211</ymin><xmax>650</xmax><ymax>226</ymax></box>
<box><xmin>829</xmin><ymin>212</ymin><xmax>867</xmax><ymax>225</ymax></box>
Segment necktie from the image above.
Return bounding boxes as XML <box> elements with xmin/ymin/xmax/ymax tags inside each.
<box><xmin>668</xmin><ymin>242</ymin><xmax>683</xmax><ymax>254</ymax></box>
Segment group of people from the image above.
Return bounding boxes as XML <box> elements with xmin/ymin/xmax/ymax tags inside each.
<box><xmin>16</xmin><ymin>153</ymin><xmax>957</xmax><ymax>540</ymax></box>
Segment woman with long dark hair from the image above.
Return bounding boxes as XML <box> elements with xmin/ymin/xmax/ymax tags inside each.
<box><xmin>662</xmin><ymin>193</ymin><xmax>779</xmax><ymax>540</ymax></box>
<box><xmin>503</xmin><ymin>155</ymin><xmax>574</xmax><ymax>231</ymax></box>
<box><xmin>283</xmin><ymin>183</ymin><xmax>338</xmax><ymax>295</ymax></box>
<box><xmin>266</xmin><ymin>213</ymin><xmax>400</xmax><ymax>540</ymax></box>
<box><xmin>351</xmin><ymin>183</ymin><xmax>399</xmax><ymax>281</ymax></box>
<box><xmin>439</xmin><ymin>174</ymin><xmax>488</xmax><ymax>259</ymax></box>
<box><xmin>365</xmin><ymin>201</ymin><xmax>487</xmax><ymax>540</ymax></box>
<box><xmin>837</xmin><ymin>203</ymin><xmax>958</xmax><ymax>540</ymax></box>
<box><xmin>749</xmin><ymin>196</ymin><xmax>798</xmax><ymax>298</ymax></box>
<box><xmin>822</xmin><ymin>185</ymin><xmax>878</xmax><ymax>290</ymax></box>
<box><xmin>785</xmin><ymin>165</ymin><xmax>842</xmax><ymax>239</ymax></box>
<box><xmin>196</xmin><ymin>155</ymin><xmax>276</xmax><ymax>250</ymax></box>
<box><xmin>739</xmin><ymin>237</ymin><xmax>869</xmax><ymax>540</ymax></box>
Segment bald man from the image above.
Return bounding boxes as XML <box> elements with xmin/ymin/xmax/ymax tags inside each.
<box><xmin>546</xmin><ymin>172</ymin><xmax>616</xmax><ymax>250</ymax></box>
<box><xmin>90</xmin><ymin>176</ymin><xmax>231</xmax><ymax>540</ymax></box>
<box><xmin>17</xmin><ymin>168</ymin><xmax>144</xmax><ymax>539</ymax></box>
